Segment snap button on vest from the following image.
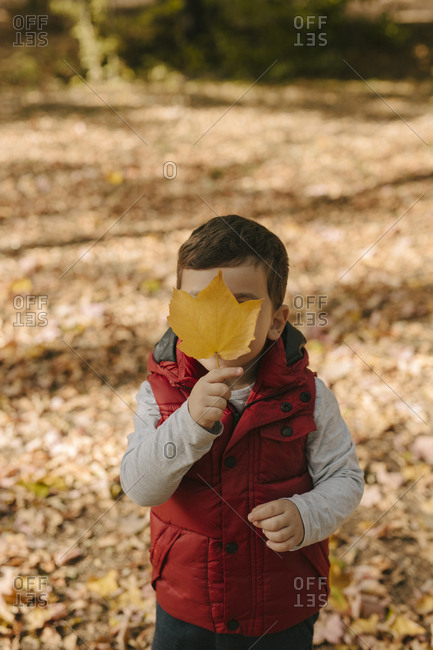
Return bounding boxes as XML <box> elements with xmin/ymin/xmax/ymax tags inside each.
<box><xmin>227</xmin><ymin>619</ymin><xmax>239</xmax><ymax>630</ymax></box>
<box><xmin>300</xmin><ymin>391</ymin><xmax>312</xmax><ymax>402</ymax></box>
<box><xmin>224</xmin><ymin>456</ymin><xmax>236</xmax><ymax>468</ymax></box>
<box><xmin>225</xmin><ymin>542</ymin><xmax>238</xmax><ymax>553</ymax></box>
<box><xmin>281</xmin><ymin>426</ymin><xmax>293</xmax><ymax>437</ymax></box>
<box><xmin>280</xmin><ymin>401</ymin><xmax>292</xmax><ymax>412</ymax></box>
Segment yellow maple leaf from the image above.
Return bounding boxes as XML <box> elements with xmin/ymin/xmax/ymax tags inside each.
<box><xmin>167</xmin><ymin>269</ymin><xmax>263</xmax><ymax>365</ymax></box>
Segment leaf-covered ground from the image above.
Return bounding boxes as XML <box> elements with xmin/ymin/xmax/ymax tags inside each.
<box><xmin>1</xmin><ymin>74</ymin><xmax>433</xmax><ymax>648</ymax></box>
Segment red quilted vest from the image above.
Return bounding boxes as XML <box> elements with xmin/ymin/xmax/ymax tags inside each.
<box><xmin>146</xmin><ymin>323</ymin><xmax>330</xmax><ymax>636</ymax></box>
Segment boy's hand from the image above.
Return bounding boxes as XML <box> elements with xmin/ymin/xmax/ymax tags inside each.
<box><xmin>248</xmin><ymin>499</ymin><xmax>304</xmax><ymax>552</ymax></box>
<box><xmin>188</xmin><ymin>367</ymin><xmax>243</xmax><ymax>431</ymax></box>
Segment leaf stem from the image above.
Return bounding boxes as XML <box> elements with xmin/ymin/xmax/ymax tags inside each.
<box><xmin>216</xmin><ymin>353</ymin><xmax>219</xmax><ymax>368</ymax></box>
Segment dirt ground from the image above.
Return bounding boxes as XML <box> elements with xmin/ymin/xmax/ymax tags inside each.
<box><xmin>0</xmin><ymin>74</ymin><xmax>433</xmax><ymax>648</ymax></box>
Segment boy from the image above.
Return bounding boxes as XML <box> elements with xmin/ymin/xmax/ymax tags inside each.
<box><xmin>120</xmin><ymin>215</ymin><xmax>364</xmax><ymax>649</ymax></box>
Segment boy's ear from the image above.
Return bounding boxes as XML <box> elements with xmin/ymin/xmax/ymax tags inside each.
<box><xmin>267</xmin><ymin>304</ymin><xmax>289</xmax><ymax>340</ymax></box>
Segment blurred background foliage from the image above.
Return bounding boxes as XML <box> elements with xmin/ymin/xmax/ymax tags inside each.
<box><xmin>1</xmin><ymin>0</ymin><xmax>432</xmax><ymax>86</ymax></box>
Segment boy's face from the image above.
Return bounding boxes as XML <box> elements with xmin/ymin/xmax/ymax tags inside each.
<box><xmin>180</xmin><ymin>263</ymin><xmax>289</xmax><ymax>385</ymax></box>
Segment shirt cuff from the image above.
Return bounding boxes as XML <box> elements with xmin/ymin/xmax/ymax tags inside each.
<box><xmin>185</xmin><ymin>398</ymin><xmax>224</xmax><ymax>436</ymax></box>
<box><xmin>280</xmin><ymin>497</ymin><xmax>307</xmax><ymax>551</ymax></box>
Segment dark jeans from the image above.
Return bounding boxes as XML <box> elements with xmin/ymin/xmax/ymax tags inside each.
<box><xmin>152</xmin><ymin>601</ymin><xmax>319</xmax><ymax>650</ymax></box>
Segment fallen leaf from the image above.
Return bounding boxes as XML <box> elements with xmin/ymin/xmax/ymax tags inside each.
<box><xmin>360</xmin><ymin>484</ymin><xmax>383</xmax><ymax>507</ymax></box>
<box><xmin>55</xmin><ymin>547</ymin><xmax>83</xmax><ymax>567</ymax></box>
<box><xmin>360</xmin><ymin>595</ymin><xmax>388</xmax><ymax>619</ymax></box>
<box><xmin>87</xmin><ymin>569</ymin><xmax>118</xmax><ymax>599</ymax></box>
<box><xmin>313</xmin><ymin>612</ymin><xmax>345</xmax><ymax>644</ymax></box>
<box><xmin>0</xmin><ymin>594</ymin><xmax>14</xmax><ymax>625</ymax></box>
<box><xmin>117</xmin><ymin>584</ymin><xmax>145</xmax><ymax>608</ymax></box>
<box><xmin>23</xmin><ymin>602</ymin><xmax>68</xmax><ymax>631</ymax></box>
<box><xmin>9</xmin><ymin>277</ymin><xmax>33</xmax><ymax>294</ymax></box>
<box><xmin>107</xmin><ymin>171</ymin><xmax>124</xmax><ymax>185</ymax></box>
<box><xmin>390</xmin><ymin>615</ymin><xmax>426</xmax><ymax>637</ymax></box>
<box><xmin>415</xmin><ymin>595</ymin><xmax>433</xmax><ymax>614</ymax></box>
<box><xmin>411</xmin><ymin>436</ymin><xmax>433</xmax><ymax>464</ymax></box>
<box><xmin>351</xmin><ymin>613</ymin><xmax>380</xmax><ymax>634</ymax></box>
<box><xmin>167</xmin><ymin>269</ymin><xmax>263</xmax><ymax>363</ymax></box>
<box><xmin>328</xmin><ymin>584</ymin><xmax>349</xmax><ymax>612</ymax></box>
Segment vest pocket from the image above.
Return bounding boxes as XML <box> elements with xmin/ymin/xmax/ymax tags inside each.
<box><xmin>299</xmin><ymin>538</ymin><xmax>330</xmax><ymax>575</ymax></box>
<box><xmin>257</xmin><ymin>415</ymin><xmax>316</xmax><ymax>484</ymax></box>
<box><xmin>149</xmin><ymin>514</ymin><xmax>182</xmax><ymax>590</ymax></box>
<box><xmin>150</xmin><ymin>511</ymin><xmax>217</xmax><ymax>610</ymax></box>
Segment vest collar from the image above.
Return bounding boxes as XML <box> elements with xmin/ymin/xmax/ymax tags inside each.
<box><xmin>150</xmin><ymin>322</ymin><xmax>308</xmax><ymax>392</ymax></box>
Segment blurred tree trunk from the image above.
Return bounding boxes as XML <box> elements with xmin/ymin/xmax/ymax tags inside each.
<box><xmin>73</xmin><ymin>1</ymin><xmax>104</xmax><ymax>81</ymax></box>
<box><xmin>50</xmin><ymin>0</ymin><xmax>119</xmax><ymax>81</ymax></box>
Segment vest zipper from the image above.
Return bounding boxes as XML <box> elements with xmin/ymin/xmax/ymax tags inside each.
<box><xmin>242</xmin><ymin>381</ymin><xmax>306</xmax><ymax>411</ymax></box>
<box><xmin>227</xmin><ymin>402</ymin><xmax>241</xmax><ymax>428</ymax></box>
<box><xmin>174</xmin><ymin>382</ymin><xmax>193</xmax><ymax>391</ymax></box>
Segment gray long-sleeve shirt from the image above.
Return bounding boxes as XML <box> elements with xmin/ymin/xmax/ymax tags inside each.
<box><xmin>120</xmin><ymin>376</ymin><xmax>364</xmax><ymax>550</ymax></box>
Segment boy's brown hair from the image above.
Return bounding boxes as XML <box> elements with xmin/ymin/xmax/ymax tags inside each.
<box><xmin>176</xmin><ymin>215</ymin><xmax>289</xmax><ymax>310</ymax></box>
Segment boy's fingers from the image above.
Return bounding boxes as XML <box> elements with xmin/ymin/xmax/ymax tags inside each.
<box><xmin>248</xmin><ymin>505</ymin><xmax>270</xmax><ymax>521</ymax></box>
<box><xmin>206</xmin><ymin>367</ymin><xmax>243</xmax><ymax>382</ymax></box>
<box><xmin>248</xmin><ymin>499</ymin><xmax>284</xmax><ymax>521</ymax></box>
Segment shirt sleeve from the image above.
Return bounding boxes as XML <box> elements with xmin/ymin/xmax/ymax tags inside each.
<box><xmin>283</xmin><ymin>377</ymin><xmax>365</xmax><ymax>550</ymax></box>
<box><xmin>120</xmin><ymin>380</ymin><xmax>223</xmax><ymax>507</ymax></box>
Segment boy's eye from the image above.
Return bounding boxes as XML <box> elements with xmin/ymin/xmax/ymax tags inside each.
<box><xmin>234</xmin><ymin>295</ymin><xmax>259</xmax><ymax>303</ymax></box>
